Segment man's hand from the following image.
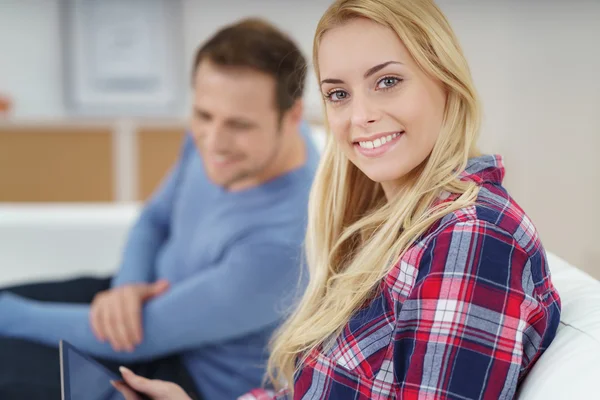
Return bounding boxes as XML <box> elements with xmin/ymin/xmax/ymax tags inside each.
<box><xmin>90</xmin><ymin>280</ymin><xmax>169</xmax><ymax>352</ymax></box>
<box><xmin>112</xmin><ymin>367</ymin><xmax>192</xmax><ymax>400</ymax></box>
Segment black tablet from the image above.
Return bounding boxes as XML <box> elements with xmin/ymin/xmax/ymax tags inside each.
<box><xmin>59</xmin><ymin>340</ymin><xmax>149</xmax><ymax>400</ymax></box>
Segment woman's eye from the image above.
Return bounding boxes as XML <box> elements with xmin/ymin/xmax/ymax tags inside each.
<box><xmin>327</xmin><ymin>90</ymin><xmax>348</xmax><ymax>102</ymax></box>
<box><xmin>377</xmin><ymin>77</ymin><xmax>400</xmax><ymax>89</ymax></box>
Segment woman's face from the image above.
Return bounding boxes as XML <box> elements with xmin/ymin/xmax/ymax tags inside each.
<box><xmin>318</xmin><ymin>18</ymin><xmax>447</xmax><ymax>198</ymax></box>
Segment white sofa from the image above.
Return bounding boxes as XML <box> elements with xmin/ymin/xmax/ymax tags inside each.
<box><xmin>518</xmin><ymin>252</ymin><xmax>600</xmax><ymax>399</ymax></box>
<box><xmin>0</xmin><ymin>203</ymin><xmax>138</xmax><ymax>285</ymax></box>
<box><xmin>0</xmin><ymin>203</ymin><xmax>598</xmax><ymax>399</ymax></box>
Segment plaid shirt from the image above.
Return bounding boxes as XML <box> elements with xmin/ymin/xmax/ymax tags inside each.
<box><xmin>240</xmin><ymin>155</ymin><xmax>561</xmax><ymax>400</ymax></box>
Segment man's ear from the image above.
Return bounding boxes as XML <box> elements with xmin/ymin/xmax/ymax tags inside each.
<box><xmin>286</xmin><ymin>99</ymin><xmax>304</xmax><ymax>127</ymax></box>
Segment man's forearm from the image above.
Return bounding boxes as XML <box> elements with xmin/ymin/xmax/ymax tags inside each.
<box><xmin>0</xmin><ymin>293</ymin><xmax>160</xmax><ymax>363</ymax></box>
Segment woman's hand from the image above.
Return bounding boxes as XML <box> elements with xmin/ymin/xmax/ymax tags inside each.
<box><xmin>112</xmin><ymin>367</ymin><xmax>192</xmax><ymax>400</ymax></box>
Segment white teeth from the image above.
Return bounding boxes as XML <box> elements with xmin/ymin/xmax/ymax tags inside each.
<box><xmin>358</xmin><ymin>132</ymin><xmax>403</xmax><ymax>149</ymax></box>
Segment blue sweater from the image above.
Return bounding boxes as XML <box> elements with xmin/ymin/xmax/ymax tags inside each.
<box><xmin>0</xmin><ymin>128</ymin><xmax>319</xmax><ymax>399</ymax></box>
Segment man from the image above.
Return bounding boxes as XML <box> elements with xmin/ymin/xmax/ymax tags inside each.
<box><xmin>0</xmin><ymin>18</ymin><xmax>318</xmax><ymax>400</ymax></box>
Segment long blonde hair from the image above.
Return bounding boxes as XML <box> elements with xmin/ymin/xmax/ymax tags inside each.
<box><xmin>268</xmin><ymin>0</ymin><xmax>482</xmax><ymax>391</ymax></box>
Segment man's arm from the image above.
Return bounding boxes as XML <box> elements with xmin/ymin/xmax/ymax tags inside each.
<box><xmin>111</xmin><ymin>135</ymin><xmax>195</xmax><ymax>287</ymax></box>
<box><xmin>0</xmin><ymin>235</ymin><xmax>304</xmax><ymax>363</ymax></box>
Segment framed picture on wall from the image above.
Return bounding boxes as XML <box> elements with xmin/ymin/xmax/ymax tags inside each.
<box><xmin>61</xmin><ymin>0</ymin><xmax>184</xmax><ymax>117</ymax></box>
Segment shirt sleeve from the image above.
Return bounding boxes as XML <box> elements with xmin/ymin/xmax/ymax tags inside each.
<box><xmin>0</xmin><ymin>235</ymin><xmax>304</xmax><ymax>363</ymax></box>
<box><xmin>111</xmin><ymin>134</ymin><xmax>195</xmax><ymax>287</ymax></box>
<box><xmin>393</xmin><ymin>219</ymin><xmax>553</xmax><ymax>400</ymax></box>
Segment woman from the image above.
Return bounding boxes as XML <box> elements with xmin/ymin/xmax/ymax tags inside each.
<box><xmin>116</xmin><ymin>0</ymin><xmax>561</xmax><ymax>398</ymax></box>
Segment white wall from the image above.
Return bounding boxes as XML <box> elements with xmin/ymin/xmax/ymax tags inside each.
<box><xmin>1</xmin><ymin>0</ymin><xmax>599</xmax><ymax>276</ymax></box>
<box><xmin>0</xmin><ymin>0</ymin><xmax>64</xmax><ymax>117</ymax></box>
<box><xmin>0</xmin><ymin>0</ymin><xmax>330</xmax><ymax>119</ymax></box>
<box><xmin>181</xmin><ymin>0</ymin><xmax>330</xmax><ymax>121</ymax></box>
<box><xmin>437</xmin><ymin>0</ymin><xmax>600</xmax><ymax>276</ymax></box>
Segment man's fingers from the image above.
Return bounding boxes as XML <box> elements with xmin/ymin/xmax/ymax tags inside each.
<box><xmin>90</xmin><ymin>302</ymin><xmax>106</xmax><ymax>342</ymax></box>
<box><xmin>90</xmin><ymin>294</ymin><xmax>108</xmax><ymax>342</ymax></box>
<box><xmin>140</xmin><ymin>280</ymin><xmax>170</xmax><ymax>301</ymax></box>
<box><xmin>112</xmin><ymin>292</ymin><xmax>136</xmax><ymax>352</ymax></box>
<box><xmin>102</xmin><ymin>299</ymin><xmax>120</xmax><ymax>351</ymax></box>
<box><xmin>105</xmin><ymin>296</ymin><xmax>130</xmax><ymax>352</ymax></box>
<box><xmin>122</xmin><ymin>290</ymin><xmax>143</xmax><ymax>345</ymax></box>
<box><xmin>91</xmin><ymin>282</ymin><xmax>170</xmax><ymax>353</ymax></box>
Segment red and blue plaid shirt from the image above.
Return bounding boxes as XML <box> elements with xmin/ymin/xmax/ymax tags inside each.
<box><xmin>241</xmin><ymin>155</ymin><xmax>561</xmax><ymax>400</ymax></box>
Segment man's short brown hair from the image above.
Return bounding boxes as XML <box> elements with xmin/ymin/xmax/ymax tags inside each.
<box><xmin>192</xmin><ymin>18</ymin><xmax>307</xmax><ymax>116</ymax></box>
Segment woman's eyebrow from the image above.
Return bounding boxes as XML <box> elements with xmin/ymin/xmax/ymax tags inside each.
<box><xmin>320</xmin><ymin>60</ymin><xmax>404</xmax><ymax>87</ymax></box>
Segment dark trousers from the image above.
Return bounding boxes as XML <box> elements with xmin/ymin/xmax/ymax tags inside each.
<box><xmin>0</xmin><ymin>277</ymin><xmax>202</xmax><ymax>400</ymax></box>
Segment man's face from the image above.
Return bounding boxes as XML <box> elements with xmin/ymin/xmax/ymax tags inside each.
<box><xmin>190</xmin><ymin>60</ymin><xmax>283</xmax><ymax>189</ymax></box>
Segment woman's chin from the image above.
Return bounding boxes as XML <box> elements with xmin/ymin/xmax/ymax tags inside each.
<box><xmin>360</xmin><ymin>167</ymin><xmax>408</xmax><ymax>185</ymax></box>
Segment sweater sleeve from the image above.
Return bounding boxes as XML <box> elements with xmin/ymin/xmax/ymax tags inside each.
<box><xmin>111</xmin><ymin>135</ymin><xmax>195</xmax><ymax>287</ymax></box>
<box><xmin>0</xmin><ymin>235</ymin><xmax>303</xmax><ymax>363</ymax></box>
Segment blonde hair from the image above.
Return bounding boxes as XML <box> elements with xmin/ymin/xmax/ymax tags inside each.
<box><xmin>268</xmin><ymin>0</ymin><xmax>482</xmax><ymax>391</ymax></box>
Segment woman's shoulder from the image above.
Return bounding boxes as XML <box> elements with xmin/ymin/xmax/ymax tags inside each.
<box><xmin>383</xmin><ymin>194</ymin><xmax>555</xmax><ymax>333</ymax></box>
<box><xmin>435</xmin><ymin>153</ymin><xmax>542</xmax><ymax>257</ymax></box>
<box><xmin>385</xmin><ymin>156</ymin><xmax>549</xmax><ymax>301</ymax></box>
